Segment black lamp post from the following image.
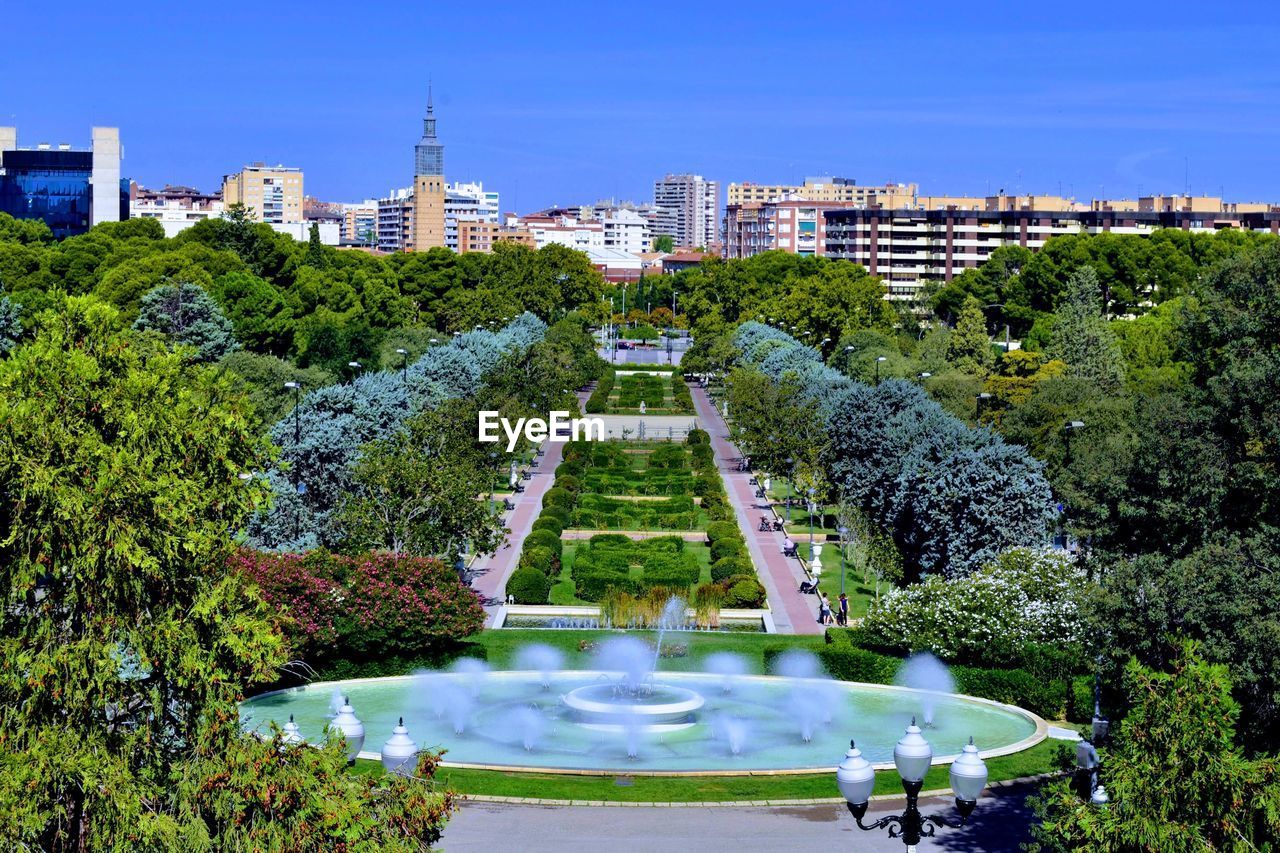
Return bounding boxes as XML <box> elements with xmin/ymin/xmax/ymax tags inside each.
<box><xmin>838</xmin><ymin>722</ymin><xmax>989</xmax><ymax>849</ymax></box>
<box><xmin>395</xmin><ymin>348</ymin><xmax>409</xmax><ymax>383</ymax></box>
<box><xmin>875</xmin><ymin>355</ymin><xmax>888</xmax><ymax>385</ymax></box>
<box><xmin>807</xmin><ymin>487</ymin><xmax>817</xmax><ymax>563</ymax></box>
<box><xmin>837</xmin><ymin>524</ymin><xmax>849</xmax><ymax>599</ymax></box>
<box><xmin>785</xmin><ymin>457</ymin><xmax>795</xmax><ymax>525</ymax></box>
<box><xmin>917</xmin><ymin>372</ymin><xmax>932</xmax><ymax>383</ymax></box>
<box><xmin>1063</xmin><ymin>420</ymin><xmax>1085</xmax><ymax>465</ymax></box>
<box><xmin>975</xmin><ymin>392</ymin><xmax>992</xmax><ymax>420</ymax></box>
<box><xmin>283</xmin><ymin>381</ymin><xmax>304</xmax><ymax>540</ymax></box>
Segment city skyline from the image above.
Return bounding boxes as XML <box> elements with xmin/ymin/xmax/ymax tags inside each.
<box><xmin>4</xmin><ymin>2</ymin><xmax>1280</xmax><ymax>211</ymax></box>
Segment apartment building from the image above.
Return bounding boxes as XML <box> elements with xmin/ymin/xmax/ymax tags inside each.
<box><xmin>130</xmin><ymin>183</ymin><xmax>224</xmax><ymax>237</ymax></box>
<box><xmin>824</xmin><ymin>195</ymin><xmax>1280</xmax><ymax>301</ymax></box>
<box><xmin>456</xmin><ymin>220</ymin><xmax>535</xmax><ymax>253</ymax></box>
<box><xmin>221</xmin><ymin>163</ymin><xmax>303</xmax><ymax>224</ymax></box>
<box><xmin>341</xmin><ymin>201</ymin><xmax>378</xmax><ymax>245</ymax></box>
<box><xmin>723</xmin><ymin>199</ymin><xmax>852</xmax><ymax>259</ymax></box>
<box><xmin>653</xmin><ymin>173</ymin><xmax>719</xmax><ymax>249</ymax></box>
<box><xmin>727</xmin><ymin>176</ymin><xmax>918</xmax><ymax>208</ymax></box>
<box><xmin>513</xmin><ymin>210</ymin><xmax>605</xmax><ymax>250</ymax></box>
<box><xmin>602</xmin><ymin>208</ymin><xmax>651</xmax><ymax>253</ymax></box>
<box><xmin>376</xmin><ymin>187</ymin><xmax>414</xmax><ymax>252</ymax></box>
<box><xmin>445</xmin><ymin>181</ymin><xmax>500</xmax><ymax>250</ymax></box>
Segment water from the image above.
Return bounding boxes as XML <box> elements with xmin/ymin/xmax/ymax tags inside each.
<box><xmin>242</xmin><ymin>654</ymin><xmax>1035</xmax><ymax>773</ymax></box>
<box><xmin>895</xmin><ymin>652</ymin><xmax>957</xmax><ymax>727</ymax></box>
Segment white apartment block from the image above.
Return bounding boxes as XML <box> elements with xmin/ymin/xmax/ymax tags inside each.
<box><xmin>602</xmin><ymin>208</ymin><xmax>651</xmax><ymax>253</ymax></box>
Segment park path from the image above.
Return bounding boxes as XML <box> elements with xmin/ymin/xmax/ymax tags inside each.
<box><xmin>470</xmin><ymin>390</ymin><xmax>590</xmax><ymax>625</ymax></box>
<box><xmin>690</xmin><ymin>386</ymin><xmax>823</xmax><ymax>634</ymax></box>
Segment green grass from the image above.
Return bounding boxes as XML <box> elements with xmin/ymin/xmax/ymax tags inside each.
<box><xmin>353</xmin><ymin>739</ymin><xmax>1062</xmax><ymax>802</ymax></box>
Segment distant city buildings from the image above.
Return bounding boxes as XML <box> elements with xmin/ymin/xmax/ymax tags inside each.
<box><xmin>727</xmin><ymin>177</ymin><xmax>917</xmax><ymax>208</ymax></box>
<box><xmin>445</xmin><ymin>181</ymin><xmax>500</xmax><ymax>251</ymax></box>
<box><xmin>376</xmin><ymin>187</ymin><xmax>414</xmax><ymax>252</ymax></box>
<box><xmin>824</xmin><ymin>193</ymin><xmax>1280</xmax><ymax>300</ymax></box>
<box><xmin>411</xmin><ymin>87</ymin><xmax>447</xmax><ymax>251</ymax></box>
<box><xmin>0</xmin><ymin>126</ymin><xmax>125</xmax><ymax>238</ymax></box>
<box><xmin>456</xmin><ymin>220</ymin><xmax>534</xmax><ymax>253</ymax></box>
<box><xmin>221</xmin><ymin>163</ymin><xmax>303</xmax><ymax>224</ymax></box>
<box><xmin>653</xmin><ymin>174</ymin><xmax>719</xmax><ymax>250</ymax></box>
<box><xmin>130</xmin><ymin>183</ymin><xmax>224</xmax><ymax>237</ymax></box>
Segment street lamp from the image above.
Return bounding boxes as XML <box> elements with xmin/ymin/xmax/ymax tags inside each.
<box><xmin>283</xmin><ymin>381</ymin><xmax>304</xmax><ymax>540</ymax></box>
<box><xmin>975</xmin><ymin>392</ymin><xmax>992</xmax><ymax>419</ymax></box>
<box><xmin>918</xmin><ymin>372</ymin><xmax>932</xmax><ymax>382</ymax></box>
<box><xmin>807</xmin><ymin>487</ymin><xmax>817</xmax><ymax>563</ymax></box>
<box><xmin>785</xmin><ymin>457</ymin><xmax>795</xmax><ymax>525</ymax></box>
<box><xmin>837</xmin><ymin>525</ymin><xmax>849</xmax><ymax>599</ymax></box>
<box><xmin>875</xmin><ymin>355</ymin><xmax>888</xmax><ymax>385</ymax></box>
<box><xmin>838</xmin><ymin>723</ymin><xmax>988</xmax><ymax>848</ymax></box>
<box><xmin>1063</xmin><ymin>420</ymin><xmax>1085</xmax><ymax>465</ymax></box>
<box><xmin>395</xmin><ymin>348</ymin><xmax>409</xmax><ymax>382</ymax></box>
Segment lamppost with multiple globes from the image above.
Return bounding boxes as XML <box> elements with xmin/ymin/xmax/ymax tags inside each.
<box><xmin>837</xmin><ymin>720</ymin><xmax>989</xmax><ymax>850</ymax></box>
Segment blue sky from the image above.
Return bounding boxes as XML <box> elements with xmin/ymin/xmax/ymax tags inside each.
<box><xmin>5</xmin><ymin>2</ymin><xmax>1279</xmax><ymax>211</ymax></box>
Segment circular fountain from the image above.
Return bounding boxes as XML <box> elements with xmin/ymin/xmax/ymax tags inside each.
<box><xmin>241</xmin><ymin>641</ymin><xmax>1045</xmax><ymax>774</ymax></box>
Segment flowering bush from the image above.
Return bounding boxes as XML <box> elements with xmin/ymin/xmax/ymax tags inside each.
<box><xmin>860</xmin><ymin>547</ymin><xmax>1087</xmax><ymax>662</ymax></box>
<box><xmin>233</xmin><ymin>549</ymin><xmax>485</xmax><ymax>663</ymax></box>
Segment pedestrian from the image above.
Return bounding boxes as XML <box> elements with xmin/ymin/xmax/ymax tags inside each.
<box><xmin>837</xmin><ymin>593</ymin><xmax>849</xmax><ymax>627</ymax></box>
<box><xmin>818</xmin><ymin>592</ymin><xmax>832</xmax><ymax>625</ymax></box>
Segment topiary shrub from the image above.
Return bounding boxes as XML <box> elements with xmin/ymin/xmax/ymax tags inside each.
<box><xmin>722</xmin><ymin>576</ymin><xmax>766</xmax><ymax>608</ymax></box>
<box><xmin>507</xmin><ymin>567</ymin><xmax>552</xmax><ymax>604</ymax></box>
<box><xmin>518</xmin><ymin>545</ymin><xmax>557</xmax><ymax>576</ymax></box>
<box><xmin>538</xmin><ymin>505</ymin><xmax>571</xmax><ymax>526</ymax></box>
<box><xmin>711</xmin><ymin>556</ymin><xmax>753</xmax><ymax>583</ymax></box>
<box><xmin>523</xmin><ymin>528</ymin><xmax>563</xmax><ymax>558</ymax></box>
<box><xmin>710</xmin><ymin>537</ymin><xmax>745</xmax><ymax>562</ymax></box>
<box><xmin>705</xmin><ymin>521</ymin><xmax>738</xmax><ymax>543</ymax></box>
<box><xmin>556</xmin><ymin>474</ymin><xmax>582</xmax><ymax>494</ymax></box>
<box><xmin>530</xmin><ymin>517</ymin><xmax>564</xmax><ymax>536</ymax></box>
<box><xmin>686</xmin><ymin>428</ymin><xmax>709</xmax><ymax>446</ymax></box>
<box><xmin>543</xmin><ymin>487</ymin><xmax>574</xmax><ymax>510</ymax></box>
<box><xmin>555</xmin><ymin>461</ymin><xmax>584</xmax><ymax>479</ymax></box>
<box><xmin>574</xmin><ymin>570</ymin><xmax>636</xmax><ymax>600</ymax></box>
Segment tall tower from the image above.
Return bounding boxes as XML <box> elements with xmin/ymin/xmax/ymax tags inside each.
<box><xmin>411</xmin><ymin>83</ymin><xmax>446</xmax><ymax>251</ymax></box>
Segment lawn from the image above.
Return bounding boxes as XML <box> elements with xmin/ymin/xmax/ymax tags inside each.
<box><xmin>605</xmin><ymin>370</ymin><xmax>694</xmax><ymax>415</ymax></box>
<box><xmin>353</xmin><ymin>739</ymin><xmax>1063</xmax><ymax>802</ymax></box>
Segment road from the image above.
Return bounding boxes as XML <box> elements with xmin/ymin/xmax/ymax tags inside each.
<box><xmin>440</xmin><ymin>782</ymin><xmax>1039</xmax><ymax>852</ymax></box>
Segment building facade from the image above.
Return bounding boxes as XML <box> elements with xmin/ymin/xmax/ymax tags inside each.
<box><xmin>129</xmin><ymin>183</ymin><xmax>224</xmax><ymax>237</ymax></box>
<box><xmin>513</xmin><ymin>211</ymin><xmax>605</xmax><ymax>250</ymax></box>
<box><xmin>221</xmin><ymin>163</ymin><xmax>303</xmax><ymax>224</ymax></box>
<box><xmin>444</xmin><ymin>181</ymin><xmax>500</xmax><ymax>250</ymax></box>
<box><xmin>457</xmin><ymin>220</ymin><xmax>535</xmax><ymax>253</ymax></box>
<box><xmin>824</xmin><ymin>198</ymin><xmax>1280</xmax><ymax>301</ymax></box>
<box><xmin>411</xmin><ymin>88</ymin><xmax>446</xmax><ymax>251</ymax></box>
<box><xmin>653</xmin><ymin>173</ymin><xmax>719</xmax><ymax>249</ymax></box>
<box><xmin>602</xmin><ymin>208</ymin><xmax>651</xmax><ymax>253</ymax></box>
<box><xmin>0</xmin><ymin>126</ymin><xmax>125</xmax><ymax>238</ymax></box>
<box><xmin>723</xmin><ymin>199</ymin><xmax>851</xmax><ymax>259</ymax></box>
<box><xmin>376</xmin><ymin>187</ymin><xmax>414</xmax><ymax>252</ymax></box>
<box><xmin>727</xmin><ymin>177</ymin><xmax>917</xmax><ymax>208</ymax></box>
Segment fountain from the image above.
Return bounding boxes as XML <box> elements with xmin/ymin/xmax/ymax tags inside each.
<box><xmin>241</xmin><ymin>640</ymin><xmax>1042</xmax><ymax>775</ymax></box>
<box><xmin>895</xmin><ymin>652</ymin><xmax>956</xmax><ymax>728</ymax></box>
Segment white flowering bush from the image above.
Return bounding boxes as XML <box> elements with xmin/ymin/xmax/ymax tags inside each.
<box><xmin>861</xmin><ymin>547</ymin><xmax>1087</xmax><ymax>662</ymax></box>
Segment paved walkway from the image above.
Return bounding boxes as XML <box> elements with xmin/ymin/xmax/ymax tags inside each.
<box><xmin>690</xmin><ymin>386</ymin><xmax>822</xmax><ymax>634</ymax></box>
<box><xmin>441</xmin><ymin>782</ymin><xmax>1038</xmax><ymax>852</ymax></box>
<box><xmin>470</xmin><ymin>391</ymin><xmax>593</xmax><ymax>624</ymax></box>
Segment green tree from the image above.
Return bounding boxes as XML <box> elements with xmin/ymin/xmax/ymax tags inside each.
<box><xmin>0</xmin><ymin>296</ymin><xmax>455</xmax><ymax>849</ymax></box>
<box><xmin>335</xmin><ymin>398</ymin><xmax>506</xmax><ymax>557</ymax></box>
<box><xmin>1046</xmin><ymin>266</ymin><xmax>1126</xmax><ymax>392</ymax></box>
<box><xmin>304</xmin><ymin>221</ymin><xmax>327</xmax><ymax>268</ymax></box>
<box><xmin>947</xmin><ymin>295</ymin><xmax>994</xmax><ymax>375</ymax></box>
<box><xmin>1028</xmin><ymin>643</ymin><xmax>1280</xmax><ymax>852</ymax></box>
<box><xmin>0</xmin><ymin>289</ymin><xmax>20</xmax><ymax>354</ymax></box>
<box><xmin>653</xmin><ymin>234</ymin><xmax>675</xmax><ymax>253</ymax></box>
<box><xmin>134</xmin><ymin>280</ymin><xmax>240</xmax><ymax>362</ymax></box>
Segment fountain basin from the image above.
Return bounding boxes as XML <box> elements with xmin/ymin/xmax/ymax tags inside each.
<box><xmin>241</xmin><ymin>671</ymin><xmax>1045</xmax><ymax>775</ymax></box>
<box><xmin>563</xmin><ymin>682</ymin><xmax>705</xmax><ymax>731</ymax></box>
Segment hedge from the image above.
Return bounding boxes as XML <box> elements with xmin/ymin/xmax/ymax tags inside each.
<box><xmin>507</xmin><ymin>567</ymin><xmax>553</xmax><ymax>604</ymax></box>
<box><xmin>760</xmin><ymin>630</ymin><xmax>1076</xmax><ymax>719</ymax></box>
<box><xmin>538</xmin><ymin>505</ymin><xmax>571</xmax><ymax>526</ymax></box>
<box><xmin>518</xmin><ymin>545</ymin><xmax>558</xmax><ymax>576</ymax></box>
<box><xmin>722</xmin><ymin>576</ymin><xmax>766</xmax><ymax>608</ymax></box>
<box><xmin>584</xmin><ymin>369</ymin><xmax>615</xmax><ymax>414</ymax></box>
<box><xmin>705</xmin><ymin>521</ymin><xmax>738</xmax><ymax>543</ymax></box>
<box><xmin>543</xmin><ymin>487</ymin><xmax>574</xmax><ymax>509</ymax></box>
<box><xmin>710</xmin><ymin>537</ymin><xmax>745</xmax><ymax>561</ymax></box>
<box><xmin>523</xmin><ymin>528</ymin><xmax>563</xmax><ymax>558</ymax></box>
<box><xmin>530</xmin><ymin>517</ymin><xmax>564</xmax><ymax>536</ymax></box>
<box><xmin>711</xmin><ymin>556</ymin><xmax>753</xmax><ymax>583</ymax></box>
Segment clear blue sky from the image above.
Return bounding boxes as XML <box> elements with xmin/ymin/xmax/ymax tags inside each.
<box><xmin>5</xmin><ymin>1</ymin><xmax>1279</xmax><ymax>211</ymax></box>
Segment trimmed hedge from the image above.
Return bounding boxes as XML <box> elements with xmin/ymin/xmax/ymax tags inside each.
<box><xmin>518</xmin><ymin>545</ymin><xmax>558</xmax><ymax>576</ymax></box>
<box><xmin>807</xmin><ymin>630</ymin><xmax>1073</xmax><ymax>719</ymax></box>
<box><xmin>584</xmin><ymin>370</ymin><xmax>615</xmax><ymax>414</ymax></box>
<box><xmin>508</xmin><ymin>567</ymin><xmax>553</xmax><ymax>604</ymax></box>
<box><xmin>543</xmin><ymin>487</ymin><xmax>574</xmax><ymax>509</ymax></box>
<box><xmin>569</xmin><ymin>534</ymin><xmax>701</xmax><ymax>601</ymax></box>
<box><xmin>705</xmin><ymin>521</ymin><xmax>738</xmax><ymax>543</ymax></box>
<box><xmin>524</xmin><ymin>528</ymin><xmax>564</xmax><ymax>558</ymax></box>
<box><xmin>530</xmin><ymin>517</ymin><xmax>564</xmax><ymax>536</ymax></box>
<box><xmin>710</xmin><ymin>537</ymin><xmax>745</xmax><ymax>561</ymax></box>
<box><xmin>711</xmin><ymin>556</ymin><xmax>753</xmax><ymax>582</ymax></box>
<box><xmin>722</xmin><ymin>576</ymin><xmax>766</xmax><ymax>608</ymax></box>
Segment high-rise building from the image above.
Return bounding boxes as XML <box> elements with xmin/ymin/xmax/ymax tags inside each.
<box><xmin>377</xmin><ymin>187</ymin><xmax>414</xmax><ymax>252</ymax></box>
<box><xmin>411</xmin><ymin>86</ymin><xmax>446</xmax><ymax>251</ymax></box>
<box><xmin>341</xmin><ymin>201</ymin><xmax>378</xmax><ymax>245</ymax></box>
<box><xmin>0</xmin><ymin>126</ymin><xmax>125</xmax><ymax>238</ymax></box>
<box><xmin>222</xmin><ymin>163</ymin><xmax>303</xmax><ymax>224</ymax></box>
<box><xmin>602</xmin><ymin>208</ymin><xmax>651</xmax><ymax>253</ymax></box>
<box><xmin>723</xmin><ymin>200</ymin><xmax>852</xmax><ymax>259</ymax></box>
<box><xmin>653</xmin><ymin>174</ymin><xmax>719</xmax><ymax>249</ymax></box>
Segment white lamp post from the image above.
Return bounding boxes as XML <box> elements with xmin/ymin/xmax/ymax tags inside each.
<box><xmin>839</xmin><ymin>719</ymin><xmax>987</xmax><ymax>848</ymax></box>
<box><xmin>381</xmin><ymin>717</ymin><xmax>419</xmax><ymax>776</ymax></box>
<box><xmin>331</xmin><ymin>697</ymin><xmax>365</xmax><ymax>763</ymax></box>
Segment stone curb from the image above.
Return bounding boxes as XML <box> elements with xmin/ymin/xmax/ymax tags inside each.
<box><xmin>457</xmin><ymin>771</ymin><xmax>1065</xmax><ymax>808</ymax></box>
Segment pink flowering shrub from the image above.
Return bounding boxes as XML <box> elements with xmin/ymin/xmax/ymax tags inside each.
<box><xmin>232</xmin><ymin>549</ymin><xmax>485</xmax><ymax>662</ymax></box>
